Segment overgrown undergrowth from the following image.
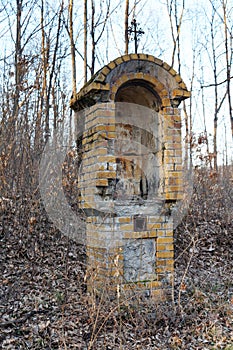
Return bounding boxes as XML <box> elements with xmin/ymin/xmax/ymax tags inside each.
<box><xmin>0</xmin><ymin>167</ymin><xmax>233</xmax><ymax>349</ymax></box>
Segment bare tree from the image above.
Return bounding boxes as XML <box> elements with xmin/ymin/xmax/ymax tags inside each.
<box><xmin>12</xmin><ymin>0</ymin><xmax>23</xmax><ymax>136</ymax></box>
<box><xmin>84</xmin><ymin>0</ymin><xmax>88</xmax><ymax>83</ymax></box>
<box><xmin>69</xmin><ymin>0</ymin><xmax>77</xmax><ymax>96</ymax></box>
<box><xmin>166</xmin><ymin>0</ymin><xmax>185</xmax><ymax>74</ymax></box>
<box><xmin>90</xmin><ymin>0</ymin><xmax>110</xmax><ymax>75</ymax></box>
<box><xmin>125</xmin><ymin>0</ymin><xmax>129</xmax><ymax>54</ymax></box>
<box><xmin>222</xmin><ymin>0</ymin><xmax>233</xmax><ymax>140</ymax></box>
<box><xmin>45</xmin><ymin>0</ymin><xmax>64</xmax><ymax>140</ymax></box>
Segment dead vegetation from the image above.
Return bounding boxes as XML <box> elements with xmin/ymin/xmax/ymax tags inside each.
<box><xmin>0</xmin><ymin>167</ymin><xmax>233</xmax><ymax>349</ymax></box>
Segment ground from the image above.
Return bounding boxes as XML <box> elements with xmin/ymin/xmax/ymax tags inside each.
<box><xmin>0</xmin><ymin>168</ymin><xmax>233</xmax><ymax>349</ymax></box>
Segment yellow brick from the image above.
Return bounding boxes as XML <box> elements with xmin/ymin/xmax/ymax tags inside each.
<box><xmin>122</xmin><ymin>55</ymin><xmax>131</xmax><ymax>62</ymax></box>
<box><xmin>154</xmin><ymin>57</ymin><xmax>163</xmax><ymax>66</ymax></box>
<box><xmin>150</xmin><ymin>289</ymin><xmax>166</xmax><ymax>300</ymax></box>
<box><xmin>163</xmin><ymin>222</ymin><xmax>173</xmax><ymax>229</ymax></box>
<box><xmin>156</xmin><ymin>260</ymin><xmax>167</xmax><ymax>266</ymax></box>
<box><xmin>97</xmin><ymin>156</ymin><xmax>116</xmax><ymax>163</ymax></box>
<box><xmin>144</xmin><ymin>281</ymin><xmax>161</xmax><ymax>288</ymax></box>
<box><xmin>157</xmin><ymin>244</ymin><xmax>166</xmax><ymax>251</ymax></box>
<box><xmin>157</xmin><ymin>251</ymin><xmax>174</xmax><ymax>258</ymax></box>
<box><xmin>96</xmin><ymin>179</ymin><xmax>108</xmax><ymax>186</ymax></box>
<box><xmin>129</xmin><ymin>53</ymin><xmax>139</xmax><ymax>60</ymax></box>
<box><xmin>118</xmin><ymin>217</ymin><xmax>131</xmax><ymax>223</ymax></box>
<box><xmin>94</xmin><ymin>125</ymin><xmax>106</xmax><ymax>132</ymax></box>
<box><xmin>119</xmin><ymin>74</ymin><xmax>129</xmax><ymax>83</ymax></box>
<box><xmin>163</xmin><ymin>62</ymin><xmax>171</xmax><ymax>71</ymax></box>
<box><xmin>175</xmin><ymin>150</ymin><xmax>182</xmax><ymax>156</ymax></box>
<box><xmin>146</xmin><ymin>54</ymin><xmax>155</xmax><ymax>62</ymax></box>
<box><xmin>95</xmin><ymin>148</ymin><xmax>108</xmax><ymax>156</ymax></box>
<box><xmin>120</xmin><ymin>224</ymin><xmax>134</xmax><ymax>231</ymax></box>
<box><xmin>155</xmin><ymin>81</ymin><xmax>164</xmax><ymax>91</ymax></box>
<box><xmin>97</xmin><ymin>171</ymin><xmax>116</xmax><ymax>178</ymax></box>
<box><xmin>157</xmin><ymin>230</ymin><xmax>166</xmax><ymax>237</ymax></box>
<box><xmin>174</xmin><ymin>74</ymin><xmax>182</xmax><ymax>83</ymax></box>
<box><xmin>157</xmin><ymin>266</ymin><xmax>174</xmax><ymax>273</ymax></box>
<box><xmin>175</xmin><ymin>164</ymin><xmax>183</xmax><ymax>171</ymax></box>
<box><xmin>172</xmin><ymin>142</ymin><xmax>181</xmax><ymax>150</ymax></box>
<box><xmin>157</xmin><ymin>237</ymin><xmax>173</xmax><ymax>244</ymax></box>
<box><xmin>164</xmin><ymin>133</ymin><xmax>181</xmax><ymax>144</ymax></box>
<box><xmin>169</xmin><ymin>186</ymin><xmax>181</xmax><ymax>192</ymax></box>
<box><xmin>108</xmin><ymin>61</ymin><xmax>117</xmax><ymax>69</ymax></box>
<box><xmin>114</xmin><ymin>57</ymin><xmax>124</xmax><ymax>65</ymax></box>
<box><xmin>179</xmin><ymin>82</ymin><xmax>188</xmax><ymax>90</ymax></box>
<box><xmin>164</xmin><ymin>150</ymin><xmax>175</xmax><ymax>157</ymax></box>
<box><xmin>134</xmin><ymin>72</ymin><xmax>144</xmax><ymax>80</ymax></box>
<box><xmin>163</xmin><ymin>227</ymin><xmax>173</xmax><ymax>235</ymax></box>
<box><xmin>160</xmin><ymin>89</ymin><xmax>168</xmax><ymax>97</ymax></box>
<box><xmin>111</xmin><ymin>85</ymin><xmax>118</xmax><ymax>94</ymax></box>
<box><xmin>148</xmin><ymin>216</ymin><xmax>162</xmax><ymax>223</ymax></box>
<box><xmin>105</xmin><ymin>125</ymin><xmax>115</xmax><ymax>132</ymax></box>
<box><xmin>149</xmin><ymin>231</ymin><xmax>158</xmax><ymax>238</ymax></box>
<box><xmin>162</xmin><ymin>98</ymin><xmax>171</xmax><ymax>107</ymax></box>
<box><xmin>124</xmin><ymin>231</ymin><xmax>150</xmax><ymax>239</ymax></box>
<box><xmin>157</xmin><ymin>244</ymin><xmax>173</xmax><ymax>251</ymax></box>
<box><xmin>183</xmin><ymin>90</ymin><xmax>191</xmax><ymax>97</ymax></box>
<box><xmin>107</xmin><ymin>132</ymin><xmax>116</xmax><ymax>138</ymax></box>
<box><xmin>101</xmin><ymin>66</ymin><xmax>111</xmax><ymax>76</ymax></box>
<box><xmin>95</xmin><ymin>72</ymin><xmax>106</xmax><ymax>82</ymax></box>
<box><xmin>165</xmin><ymin>193</ymin><xmax>176</xmax><ymax>200</ymax></box>
<box><xmin>147</xmin><ymin>223</ymin><xmax>161</xmax><ymax>230</ymax></box>
<box><xmin>166</xmin><ymin>260</ymin><xmax>174</xmax><ymax>266</ymax></box>
<box><xmin>169</xmin><ymin>67</ymin><xmax>177</xmax><ymax>76</ymax></box>
<box><xmin>165</xmin><ymin>178</ymin><xmax>182</xmax><ymax>186</ymax></box>
<box><xmin>94</xmin><ymin>117</ymin><xmax>113</xmax><ymax>124</ymax></box>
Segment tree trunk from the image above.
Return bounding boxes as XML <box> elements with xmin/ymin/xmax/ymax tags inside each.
<box><xmin>125</xmin><ymin>0</ymin><xmax>129</xmax><ymax>54</ymax></box>
<box><xmin>166</xmin><ymin>0</ymin><xmax>185</xmax><ymax>71</ymax></box>
<box><xmin>69</xmin><ymin>0</ymin><xmax>77</xmax><ymax>96</ymax></box>
<box><xmin>84</xmin><ymin>0</ymin><xmax>88</xmax><ymax>83</ymax></box>
<box><xmin>34</xmin><ymin>0</ymin><xmax>46</xmax><ymax>156</ymax></box>
<box><xmin>222</xmin><ymin>0</ymin><xmax>233</xmax><ymax>141</ymax></box>
<box><xmin>211</xmin><ymin>11</ymin><xmax>218</xmax><ymax>171</ymax></box>
<box><xmin>91</xmin><ymin>0</ymin><xmax>95</xmax><ymax>76</ymax></box>
<box><xmin>13</xmin><ymin>0</ymin><xmax>23</xmax><ymax>132</ymax></box>
<box><xmin>45</xmin><ymin>0</ymin><xmax>63</xmax><ymax>140</ymax></box>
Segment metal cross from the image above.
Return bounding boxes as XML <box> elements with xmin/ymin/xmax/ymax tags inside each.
<box><xmin>128</xmin><ymin>18</ymin><xmax>145</xmax><ymax>54</ymax></box>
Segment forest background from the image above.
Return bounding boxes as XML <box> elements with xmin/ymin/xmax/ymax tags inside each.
<box><xmin>0</xmin><ymin>0</ymin><xmax>233</xmax><ymax>194</ymax></box>
<box><xmin>0</xmin><ymin>1</ymin><xmax>233</xmax><ymax>349</ymax></box>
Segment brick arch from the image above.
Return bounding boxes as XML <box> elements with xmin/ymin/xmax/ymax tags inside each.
<box><xmin>94</xmin><ymin>54</ymin><xmax>186</xmax><ymax>92</ymax></box>
<box><xmin>109</xmin><ymin>73</ymin><xmax>167</xmax><ymax>109</ymax></box>
<box><xmin>70</xmin><ymin>53</ymin><xmax>190</xmax><ymax>112</ymax></box>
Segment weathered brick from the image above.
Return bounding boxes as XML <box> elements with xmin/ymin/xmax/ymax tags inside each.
<box><xmin>118</xmin><ymin>217</ymin><xmax>131</xmax><ymax>223</ymax></box>
<box><xmin>71</xmin><ymin>53</ymin><xmax>190</xmax><ymax>298</ymax></box>
<box><xmin>157</xmin><ymin>251</ymin><xmax>174</xmax><ymax>258</ymax></box>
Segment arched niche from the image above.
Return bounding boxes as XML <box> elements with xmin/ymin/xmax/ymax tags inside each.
<box><xmin>114</xmin><ymin>80</ymin><xmax>162</xmax><ymax>112</ymax></box>
<box><xmin>114</xmin><ymin>80</ymin><xmax>161</xmax><ymax>202</ymax></box>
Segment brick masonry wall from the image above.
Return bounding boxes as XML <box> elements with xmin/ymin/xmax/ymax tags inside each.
<box><xmin>71</xmin><ymin>54</ymin><xmax>190</xmax><ymax>298</ymax></box>
<box><xmin>77</xmin><ymin>103</ymin><xmax>181</xmax><ymax>298</ymax></box>
<box><xmin>162</xmin><ymin>107</ymin><xmax>183</xmax><ymax>201</ymax></box>
<box><xmin>85</xmin><ymin>215</ymin><xmax>174</xmax><ymax>298</ymax></box>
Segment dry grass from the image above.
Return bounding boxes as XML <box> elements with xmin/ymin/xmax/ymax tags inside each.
<box><xmin>0</xmin><ymin>167</ymin><xmax>233</xmax><ymax>349</ymax></box>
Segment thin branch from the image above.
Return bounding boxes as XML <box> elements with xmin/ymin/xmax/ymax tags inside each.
<box><xmin>201</xmin><ymin>75</ymin><xmax>233</xmax><ymax>88</ymax></box>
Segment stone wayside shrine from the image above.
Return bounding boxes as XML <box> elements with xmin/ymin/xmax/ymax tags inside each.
<box><xmin>70</xmin><ymin>54</ymin><xmax>190</xmax><ymax>298</ymax></box>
